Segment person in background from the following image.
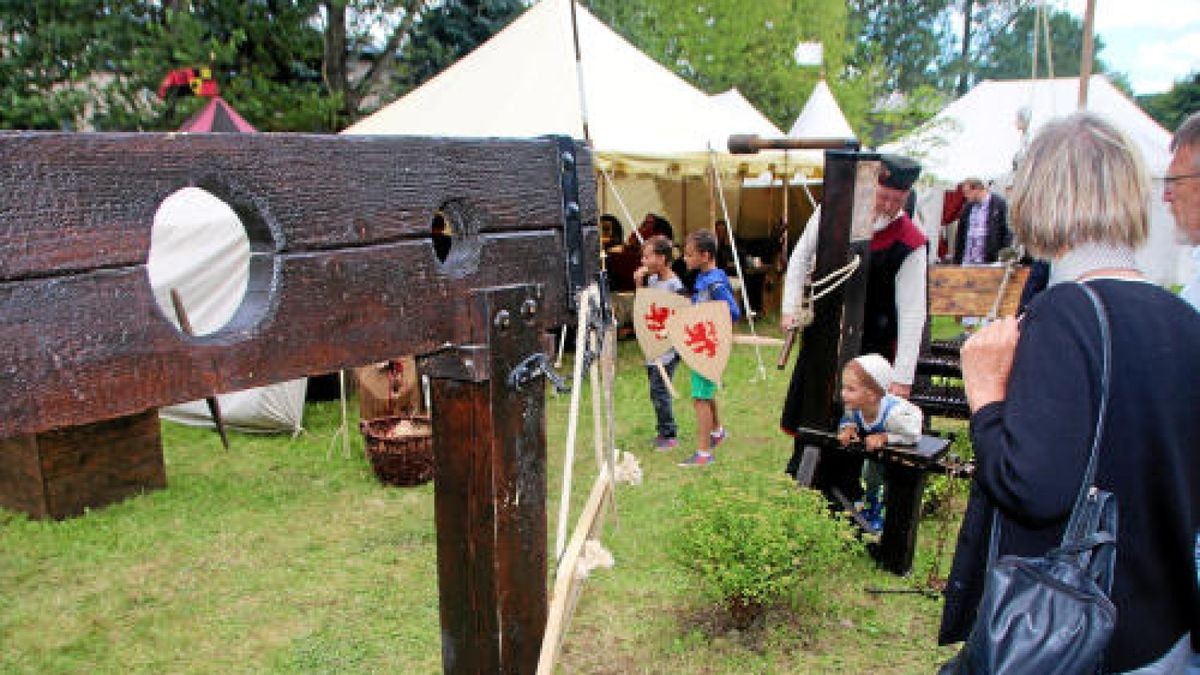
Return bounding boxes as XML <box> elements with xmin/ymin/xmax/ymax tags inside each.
<box><xmin>633</xmin><ymin>236</ymin><xmax>684</xmax><ymax>452</ymax></box>
<box><xmin>952</xmin><ymin>177</ymin><xmax>1011</xmax><ymax>265</ymax></box>
<box><xmin>599</xmin><ymin>213</ymin><xmax>625</xmax><ymax>252</ymax></box>
<box><xmin>836</xmin><ymin>354</ymin><xmax>922</xmax><ymax>534</ymax></box>
<box><xmin>431</xmin><ymin>212</ymin><xmax>452</xmax><ymax>262</ymax></box>
<box><xmin>940</xmin><ymin>112</ymin><xmax>1200</xmax><ymax>672</ymax></box>
<box><xmin>779</xmin><ymin>154</ymin><xmax>927</xmax><ymax>501</ymax></box>
<box><xmin>1166</xmin><ymin>111</ymin><xmax>1200</xmax><ymax>310</ymax></box>
<box><xmin>678</xmin><ymin>230</ymin><xmax>740</xmax><ymax>467</ymax></box>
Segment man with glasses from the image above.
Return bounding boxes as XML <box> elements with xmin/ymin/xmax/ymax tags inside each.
<box><xmin>1167</xmin><ymin>111</ymin><xmax>1200</xmax><ymax>311</ymax></box>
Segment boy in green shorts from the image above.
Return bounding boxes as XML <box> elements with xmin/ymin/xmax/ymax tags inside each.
<box><xmin>679</xmin><ymin>230</ymin><xmax>741</xmax><ymax>466</ymax></box>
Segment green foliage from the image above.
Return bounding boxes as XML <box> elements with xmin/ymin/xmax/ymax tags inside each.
<box><xmin>1139</xmin><ymin>72</ymin><xmax>1200</xmax><ymax>132</ymax></box>
<box><xmin>973</xmin><ymin>6</ymin><xmax>1110</xmax><ymax>84</ymax></box>
<box><xmin>847</xmin><ymin>0</ymin><xmax>955</xmax><ymax>92</ymax></box>
<box><xmin>0</xmin><ymin>1</ymin><xmax>522</xmax><ymax>131</ymax></box>
<box><xmin>672</xmin><ymin>472</ymin><xmax>857</xmax><ymax>611</ymax></box>
<box><xmin>585</xmin><ymin>0</ymin><xmax>850</xmax><ymax>133</ymax></box>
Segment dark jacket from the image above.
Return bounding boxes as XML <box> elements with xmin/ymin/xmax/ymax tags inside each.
<box><xmin>938</xmin><ymin>280</ymin><xmax>1200</xmax><ymax>672</ymax></box>
<box><xmin>953</xmin><ymin>192</ymin><xmax>1010</xmax><ymax>264</ymax></box>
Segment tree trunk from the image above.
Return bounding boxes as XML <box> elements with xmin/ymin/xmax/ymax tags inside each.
<box><xmin>957</xmin><ymin>0</ymin><xmax>974</xmax><ymax>95</ymax></box>
<box><xmin>322</xmin><ymin>1</ymin><xmax>349</xmax><ymax>113</ymax></box>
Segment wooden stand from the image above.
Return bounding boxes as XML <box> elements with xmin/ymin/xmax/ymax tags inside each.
<box><xmin>0</xmin><ymin>131</ymin><xmax>596</xmax><ymax>671</ymax></box>
<box><xmin>0</xmin><ymin>410</ymin><xmax>165</xmax><ymax>520</ymax></box>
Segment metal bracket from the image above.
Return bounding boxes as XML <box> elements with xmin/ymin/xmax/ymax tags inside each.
<box><xmin>418</xmin><ymin>344</ymin><xmax>491</xmax><ymax>383</ymax></box>
<box><xmin>552</xmin><ymin>135</ymin><xmax>586</xmax><ymax>313</ymax></box>
<box><xmin>507</xmin><ymin>352</ymin><xmax>569</xmax><ymax>393</ymax></box>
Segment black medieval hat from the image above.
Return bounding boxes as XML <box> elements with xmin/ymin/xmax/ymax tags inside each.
<box><xmin>878</xmin><ymin>154</ymin><xmax>921</xmax><ymax>191</ymax></box>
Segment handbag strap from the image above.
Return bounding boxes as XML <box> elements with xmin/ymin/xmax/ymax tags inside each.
<box><xmin>986</xmin><ymin>281</ymin><xmax>1112</xmax><ymax>566</ymax></box>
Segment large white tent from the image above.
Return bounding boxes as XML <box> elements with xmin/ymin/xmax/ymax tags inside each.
<box><xmin>346</xmin><ymin>0</ymin><xmax>804</xmax><ymax>178</ymax></box>
<box><xmin>884</xmin><ymin>75</ymin><xmax>1188</xmax><ymax>284</ymax></box>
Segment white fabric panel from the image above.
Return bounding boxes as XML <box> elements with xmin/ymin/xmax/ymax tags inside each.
<box><xmin>147</xmin><ymin>187</ymin><xmax>306</xmax><ymax>434</ymax></box>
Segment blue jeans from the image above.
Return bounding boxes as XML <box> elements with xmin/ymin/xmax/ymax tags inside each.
<box><xmin>647</xmin><ymin>354</ymin><xmax>679</xmax><ymax>439</ymax></box>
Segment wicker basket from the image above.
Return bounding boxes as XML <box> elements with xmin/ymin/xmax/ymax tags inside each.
<box><xmin>360</xmin><ymin>414</ymin><xmax>434</xmax><ymax>487</ymax></box>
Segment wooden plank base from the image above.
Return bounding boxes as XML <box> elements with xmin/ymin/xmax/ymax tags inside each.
<box><xmin>0</xmin><ymin>410</ymin><xmax>165</xmax><ymax>520</ymax></box>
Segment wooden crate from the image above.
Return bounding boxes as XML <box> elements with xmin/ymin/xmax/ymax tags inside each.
<box><xmin>0</xmin><ymin>410</ymin><xmax>165</xmax><ymax>520</ymax></box>
<box><xmin>928</xmin><ymin>265</ymin><xmax>1030</xmax><ymax>318</ymax></box>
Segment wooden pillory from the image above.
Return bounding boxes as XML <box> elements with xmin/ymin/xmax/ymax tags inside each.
<box><xmin>0</xmin><ymin>131</ymin><xmax>598</xmax><ymax>673</ymax></box>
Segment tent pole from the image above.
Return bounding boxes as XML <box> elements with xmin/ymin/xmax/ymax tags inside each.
<box><xmin>1078</xmin><ymin>0</ymin><xmax>1096</xmax><ymax>109</ymax></box>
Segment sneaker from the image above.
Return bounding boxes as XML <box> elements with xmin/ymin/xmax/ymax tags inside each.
<box><xmin>678</xmin><ymin>451</ymin><xmax>715</xmax><ymax>467</ymax></box>
<box><xmin>653</xmin><ymin>435</ymin><xmax>679</xmax><ymax>452</ymax></box>
<box><xmin>709</xmin><ymin>427</ymin><xmax>727</xmax><ymax>448</ymax></box>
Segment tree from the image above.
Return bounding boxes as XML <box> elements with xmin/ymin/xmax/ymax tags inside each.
<box><xmin>972</xmin><ymin>5</ymin><xmax>1111</xmax><ymax>84</ymax></box>
<box><xmin>1139</xmin><ymin>72</ymin><xmax>1200</xmax><ymax>132</ymax></box>
<box><xmin>0</xmin><ymin>1</ymin><xmax>525</xmax><ymax>132</ymax></box>
<box><xmin>584</xmin><ymin>0</ymin><xmax>850</xmax><ymax>134</ymax></box>
<box><xmin>847</xmin><ymin>0</ymin><xmax>955</xmax><ymax>93</ymax></box>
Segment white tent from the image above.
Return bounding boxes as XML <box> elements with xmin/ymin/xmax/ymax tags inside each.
<box><xmin>148</xmin><ymin>187</ymin><xmax>307</xmax><ymax>434</ymax></box>
<box><xmin>884</xmin><ymin>75</ymin><xmax>1188</xmax><ymax>285</ymax></box>
<box><xmin>788</xmin><ymin>78</ymin><xmax>856</xmax><ymax>143</ymax></box>
<box><xmin>345</xmin><ymin>0</ymin><xmax>815</xmax><ymax>181</ymax></box>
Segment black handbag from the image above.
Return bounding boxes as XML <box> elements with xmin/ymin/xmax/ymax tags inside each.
<box><xmin>941</xmin><ymin>283</ymin><xmax>1119</xmax><ymax>675</ymax></box>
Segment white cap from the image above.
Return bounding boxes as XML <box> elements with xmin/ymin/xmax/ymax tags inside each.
<box><xmin>852</xmin><ymin>353</ymin><xmax>893</xmax><ymax>393</ymax></box>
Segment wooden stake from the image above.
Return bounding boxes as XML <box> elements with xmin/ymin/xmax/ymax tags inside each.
<box><xmin>169</xmin><ymin>288</ymin><xmax>230</xmax><ymax>450</ymax></box>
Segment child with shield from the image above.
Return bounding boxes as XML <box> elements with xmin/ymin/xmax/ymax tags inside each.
<box><xmin>678</xmin><ymin>230</ymin><xmax>740</xmax><ymax>467</ymax></box>
<box><xmin>633</xmin><ymin>236</ymin><xmax>686</xmax><ymax>451</ymax></box>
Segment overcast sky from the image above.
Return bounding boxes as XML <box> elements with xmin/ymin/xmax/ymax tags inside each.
<box><xmin>1059</xmin><ymin>0</ymin><xmax>1200</xmax><ymax>95</ymax></box>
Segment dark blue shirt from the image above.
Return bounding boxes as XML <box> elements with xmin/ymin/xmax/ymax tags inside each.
<box><xmin>691</xmin><ymin>268</ymin><xmax>740</xmax><ymax>322</ymax></box>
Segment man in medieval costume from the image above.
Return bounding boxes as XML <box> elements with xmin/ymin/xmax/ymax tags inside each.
<box><xmin>778</xmin><ymin>155</ymin><xmax>927</xmax><ymax>505</ymax></box>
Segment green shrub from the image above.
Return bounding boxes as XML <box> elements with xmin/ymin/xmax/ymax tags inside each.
<box><xmin>671</xmin><ymin>472</ymin><xmax>857</xmax><ymax>623</ymax></box>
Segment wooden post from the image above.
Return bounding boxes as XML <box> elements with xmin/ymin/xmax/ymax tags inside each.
<box><xmin>423</xmin><ymin>284</ymin><xmax>548</xmax><ymax>674</ymax></box>
<box><xmin>784</xmin><ymin>151</ymin><xmax>871</xmax><ymax>482</ymax></box>
<box><xmin>1078</xmin><ymin>0</ymin><xmax>1097</xmax><ymax>109</ymax></box>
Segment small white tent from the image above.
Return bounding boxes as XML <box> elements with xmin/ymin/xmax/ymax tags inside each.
<box><xmin>148</xmin><ymin>188</ymin><xmax>307</xmax><ymax>434</ymax></box>
<box><xmin>788</xmin><ymin>78</ymin><xmax>856</xmax><ymax>143</ymax></box>
<box><xmin>884</xmin><ymin>75</ymin><xmax>1188</xmax><ymax>284</ymax></box>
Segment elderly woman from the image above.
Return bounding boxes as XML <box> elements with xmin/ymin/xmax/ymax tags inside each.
<box><xmin>939</xmin><ymin>113</ymin><xmax>1200</xmax><ymax>671</ymax></box>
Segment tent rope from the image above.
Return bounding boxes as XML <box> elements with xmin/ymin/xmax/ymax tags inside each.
<box><xmin>707</xmin><ymin>149</ymin><xmax>767</xmax><ymax>381</ymax></box>
<box><xmin>598</xmin><ymin>165</ymin><xmax>644</xmax><ymax>245</ymax></box>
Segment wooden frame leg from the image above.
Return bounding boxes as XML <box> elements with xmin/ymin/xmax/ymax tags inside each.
<box><xmin>424</xmin><ymin>285</ymin><xmax>548</xmax><ymax>674</ymax></box>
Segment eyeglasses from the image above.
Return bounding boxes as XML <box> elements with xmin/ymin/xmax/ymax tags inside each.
<box><xmin>1162</xmin><ymin>171</ymin><xmax>1200</xmax><ymax>188</ymax></box>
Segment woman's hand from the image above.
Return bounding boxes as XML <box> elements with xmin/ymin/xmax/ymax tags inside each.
<box><xmin>961</xmin><ymin>316</ymin><xmax>1021</xmax><ymax>412</ymax></box>
<box><xmin>864</xmin><ymin>433</ymin><xmax>887</xmax><ymax>451</ymax></box>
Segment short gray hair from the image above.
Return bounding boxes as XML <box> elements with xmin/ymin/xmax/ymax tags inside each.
<box><xmin>1172</xmin><ymin>111</ymin><xmax>1200</xmax><ymax>169</ymax></box>
<box><xmin>1010</xmin><ymin>112</ymin><xmax>1148</xmax><ymax>258</ymax></box>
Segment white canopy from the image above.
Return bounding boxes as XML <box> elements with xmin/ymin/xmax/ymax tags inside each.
<box><xmin>788</xmin><ymin>78</ymin><xmax>856</xmax><ymax>142</ymax></box>
<box><xmin>345</xmin><ymin>0</ymin><xmax>817</xmax><ymax>177</ymax></box>
<box><xmin>884</xmin><ymin>75</ymin><xmax>1188</xmax><ymax>285</ymax></box>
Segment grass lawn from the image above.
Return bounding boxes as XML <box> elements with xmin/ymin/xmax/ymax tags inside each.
<box><xmin>1</xmin><ymin>318</ymin><xmax>970</xmax><ymax>674</ymax></box>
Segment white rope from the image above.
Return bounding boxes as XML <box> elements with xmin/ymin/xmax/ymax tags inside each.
<box><xmin>708</xmin><ymin>149</ymin><xmax>767</xmax><ymax>381</ymax></box>
<box><xmin>555</xmin><ymin>286</ymin><xmax>594</xmax><ymax>561</ymax></box>
<box><xmin>810</xmin><ymin>254</ymin><xmax>861</xmax><ymax>302</ymax></box>
<box><xmin>326</xmin><ymin>369</ymin><xmax>351</xmax><ymax>458</ymax></box>
<box><xmin>598</xmin><ymin>165</ymin><xmax>643</xmax><ymax>246</ymax></box>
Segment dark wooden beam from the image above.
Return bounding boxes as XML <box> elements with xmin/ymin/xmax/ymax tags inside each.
<box><xmin>424</xmin><ymin>285</ymin><xmax>548</xmax><ymax>674</ymax></box>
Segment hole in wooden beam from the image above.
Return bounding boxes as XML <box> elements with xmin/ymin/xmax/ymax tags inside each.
<box><xmin>433</xmin><ymin>199</ymin><xmax>484</xmax><ymax>279</ymax></box>
<box><xmin>146</xmin><ymin>187</ymin><xmax>270</xmax><ymax>339</ymax></box>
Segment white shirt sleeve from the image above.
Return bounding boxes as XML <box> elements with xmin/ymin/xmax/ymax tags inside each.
<box><xmin>884</xmin><ymin>397</ymin><xmax>923</xmax><ymax>444</ymax></box>
<box><xmin>781</xmin><ymin>207</ymin><xmax>821</xmax><ymax>317</ymax></box>
<box><xmin>891</xmin><ymin>245</ymin><xmax>928</xmax><ymax>385</ymax></box>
